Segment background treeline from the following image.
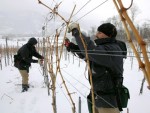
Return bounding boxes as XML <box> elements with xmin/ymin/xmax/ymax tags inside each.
<box><xmin>88</xmin><ymin>15</ymin><xmax>150</xmax><ymax>42</ymax></box>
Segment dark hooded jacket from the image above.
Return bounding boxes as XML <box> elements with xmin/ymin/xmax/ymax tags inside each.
<box><xmin>17</xmin><ymin>38</ymin><xmax>43</xmax><ymax>72</ymax></box>
<box><xmin>70</xmin><ymin>29</ymin><xmax>126</xmax><ymax>108</ymax></box>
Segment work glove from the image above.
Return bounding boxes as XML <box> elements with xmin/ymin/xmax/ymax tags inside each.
<box><xmin>64</xmin><ymin>38</ymin><xmax>77</xmax><ymax>52</ymax></box>
<box><xmin>64</xmin><ymin>38</ymin><xmax>74</xmax><ymax>52</ymax></box>
<box><xmin>68</xmin><ymin>22</ymin><xmax>79</xmax><ymax>33</ymax></box>
<box><xmin>64</xmin><ymin>38</ymin><xmax>70</xmax><ymax>47</ymax></box>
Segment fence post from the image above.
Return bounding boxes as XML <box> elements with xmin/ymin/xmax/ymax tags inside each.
<box><xmin>78</xmin><ymin>97</ymin><xmax>81</xmax><ymax>113</ymax></box>
<box><xmin>0</xmin><ymin>58</ymin><xmax>2</xmax><ymax>70</ymax></box>
<box><xmin>0</xmin><ymin>45</ymin><xmax>2</xmax><ymax>70</ymax></box>
<box><xmin>5</xmin><ymin>37</ymin><xmax>9</xmax><ymax>65</ymax></box>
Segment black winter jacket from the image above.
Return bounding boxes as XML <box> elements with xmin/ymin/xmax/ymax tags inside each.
<box><xmin>17</xmin><ymin>40</ymin><xmax>43</xmax><ymax>72</ymax></box>
<box><xmin>72</xmin><ymin>29</ymin><xmax>125</xmax><ymax>108</ymax></box>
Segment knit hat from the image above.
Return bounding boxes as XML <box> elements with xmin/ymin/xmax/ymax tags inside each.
<box><xmin>97</xmin><ymin>23</ymin><xmax>117</xmax><ymax>38</ymax></box>
<box><xmin>28</xmin><ymin>37</ymin><xmax>37</xmax><ymax>45</ymax></box>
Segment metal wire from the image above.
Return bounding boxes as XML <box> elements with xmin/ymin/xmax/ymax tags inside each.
<box><xmin>62</xmin><ymin>72</ymin><xmax>116</xmax><ymax>109</ymax></box>
<box><xmin>47</xmin><ymin>0</ymin><xmax>110</xmax><ymax>37</ymax></box>
<box><xmin>72</xmin><ymin>0</ymin><xmax>92</xmax><ymax>17</ymax></box>
<box><xmin>75</xmin><ymin>0</ymin><xmax>109</xmax><ymax>22</ymax></box>
<box><xmin>56</xmin><ymin>81</ymin><xmax>72</xmax><ymax>105</ymax></box>
<box><xmin>68</xmin><ymin>51</ymin><xmax>150</xmax><ymax>58</ymax></box>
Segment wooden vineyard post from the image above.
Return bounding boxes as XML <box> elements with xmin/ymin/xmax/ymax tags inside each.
<box><xmin>113</xmin><ymin>0</ymin><xmax>150</xmax><ymax>87</ymax></box>
<box><xmin>5</xmin><ymin>38</ymin><xmax>9</xmax><ymax>66</ymax></box>
<box><xmin>0</xmin><ymin>45</ymin><xmax>2</xmax><ymax>70</ymax></box>
<box><xmin>77</xmin><ymin>24</ymin><xmax>96</xmax><ymax>113</ymax></box>
<box><xmin>37</xmin><ymin>1</ymin><xmax>84</xmax><ymax>112</ymax></box>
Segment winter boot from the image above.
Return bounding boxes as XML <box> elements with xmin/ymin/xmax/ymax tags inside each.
<box><xmin>26</xmin><ymin>84</ymin><xmax>30</xmax><ymax>88</ymax></box>
<box><xmin>22</xmin><ymin>84</ymin><xmax>28</xmax><ymax>92</ymax></box>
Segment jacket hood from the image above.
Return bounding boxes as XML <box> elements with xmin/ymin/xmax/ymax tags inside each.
<box><xmin>27</xmin><ymin>37</ymin><xmax>37</xmax><ymax>45</ymax></box>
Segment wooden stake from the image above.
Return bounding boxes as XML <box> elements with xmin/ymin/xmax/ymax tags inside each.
<box><xmin>113</xmin><ymin>0</ymin><xmax>150</xmax><ymax>87</ymax></box>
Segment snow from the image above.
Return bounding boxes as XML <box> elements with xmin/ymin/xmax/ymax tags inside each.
<box><xmin>0</xmin><ymin>39</ymin><xmax>150</xmax><ymax>113</ymax></box>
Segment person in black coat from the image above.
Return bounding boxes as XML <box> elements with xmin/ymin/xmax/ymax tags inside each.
<box><xmin>15</xmin><ymin>37</ymin><xmax>44</xmax><ymax>92</ymax></box>
<box><xmin>67</xmin><ymin>23</ymin><xmax>127</xmax><ymax>113</ymax></box>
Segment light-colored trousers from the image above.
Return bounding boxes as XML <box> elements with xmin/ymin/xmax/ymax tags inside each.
<box><xmin>95</xmin><ymin>108</ymin><xmax>120</xmax><ymax>113</ymax></box>
<box><xmin>19</xmin><ymin>70</ymin><xmax>29</xmax><ymax>85</ymax></box>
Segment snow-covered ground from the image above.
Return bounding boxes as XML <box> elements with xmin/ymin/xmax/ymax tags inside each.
<box><xmin>0</xmin><ymin>38</ymin><xmax>150</xmax><ymax>113</ymax></box>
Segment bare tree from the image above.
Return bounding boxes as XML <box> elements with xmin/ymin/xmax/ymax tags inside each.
<box><xmin>140</xmin><ymin>21</ymin><xmax>150</xmax><ymax>39</ymax></box>
<box><xmin>88</xmin><ymin>26</ymin><xmax>96</xmax><ymax>39</ymax></box>
<box><xmin>129</xmin><ymin>3</ymin><xmax>140</xmax><ymax>22</ymax></box>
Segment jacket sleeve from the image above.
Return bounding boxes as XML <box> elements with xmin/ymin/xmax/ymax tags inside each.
<box><xmin>18</xmin><ymin>45</ymin><xmax>43</xmax><ymax>64</ymax></box>
<box><xmin>32</xmin><ymin>47</ymin><xmax>44</xmax><ymax>59</ymax></box>
<box><xmin>72</xmin><ymin>29</ymin><xmax>114</xmax><ymax>68</ymax></box>
<box><xmin>68</xmin><ymin>42</ymin><xmax>85</xmax><ymax>59</ymax></box>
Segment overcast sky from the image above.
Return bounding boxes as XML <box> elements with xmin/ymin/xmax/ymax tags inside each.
<box><xmin>0</xmin><ymin>0</ymin><xmax>150</xmax><ymax>34</ymax></box>
<box><xmin>1</xmin><ymin>0</ymin><xmax>149</xmax><ymax>19</ymax></box>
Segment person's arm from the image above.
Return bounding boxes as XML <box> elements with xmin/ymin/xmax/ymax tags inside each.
<box><xmin>72</xmin><ymin>28</ymin><xmax>113</xmax><ymax>68</ymax></box>
<box><xmin>64</xmin><ymin>38</ymin><xmax>85</xmax><ymax>59</ymax></box>
<box><xmin>32</xmin><ymin>46</ymin><xmax>44</xmax><ymax>59</ymax></box>
<box><xmin>19</xmin><ymin>46</ymin><xmax>43</xmax><ymax>64</ymax></box>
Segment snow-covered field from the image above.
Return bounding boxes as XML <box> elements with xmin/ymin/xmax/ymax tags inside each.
<box><xmin>0</xmin><ymin>38</ymin><xmax>150</xmax><ymax>113</ymax></box>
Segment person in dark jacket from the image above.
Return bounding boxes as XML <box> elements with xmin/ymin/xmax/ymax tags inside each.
<box><xmin>15</xmin><ymin>37</ymin><xmax>44</xmax><ymax>92</ymax></box>
<box><xmin>67</xmin><ymin>23</ymin><xmax>127</xmax><ymax>113</ymax></box>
